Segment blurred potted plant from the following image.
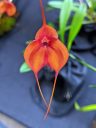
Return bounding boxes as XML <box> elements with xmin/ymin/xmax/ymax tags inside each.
<box><xmin>20</xmin><ymin>0</ymin><xmax>96</xmax><ymax>117</ymax></box>
<box><xmin>0</xmin><ymin>0</ymin><xmax>18</xmax><ymax>36</ymax></box>
<box><xmin>48</xmin><ymin>0</ymin><xmax>96</xmax><ymax>51</ymax></box>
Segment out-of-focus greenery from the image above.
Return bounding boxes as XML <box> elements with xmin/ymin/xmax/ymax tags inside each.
<box><xmin>86</xmin><ymin>0</ymin><xmax>96</xmax><ymax>22</ymax></box>
<box><xmin>48</xmin><ymin>0</ymin><xmax>96</xmax><ymax>24</ymax></box>
<box><xmin>48</xmin><ymin>0</ymin><xmax>87</xmax><ymax>51</ymax></box>
<box><xmin>0</xmin><ymin>15</ymin><xmax>16</xmax><ymax>35</ymax></box>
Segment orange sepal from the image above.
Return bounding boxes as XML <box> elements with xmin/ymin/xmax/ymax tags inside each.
<box><xmin>24</xmin><ymin>40</ymin><xmax>47</xmax><ymax>74</ymax></box>
<box><xmin>35</xmin><ymin>25</ymin><xmax>58</xmax><ymax>40</ymax></box>
<box><xmin>48</xmin><ymin>39</ymin><xmax>69</xmax><ymax>72</ymax></box>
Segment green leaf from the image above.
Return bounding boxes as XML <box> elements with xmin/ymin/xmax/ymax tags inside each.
<box><xmin>74</xmin><ymin>102</ymin><xmax>81</xmax><ymax>110</ymax></box>
<box><xmin>70</xmin><ymin>53</ymin><xmax>96</xmax><ymax>72</ymax></box>
<box><xmin>48</xmin><ymin>1</ymin><xmax>79</xmax><ymax>11</ymax></box>
<box><xmin>74</xmin><ymin>102</ymin><xmax>96</xmax><ymax>112</ymax></box>
<box><xmin>68</xmin><ymin>4</ymin><xmax>87</xmax><ymax>51</ymax></box>
<box><xmin>59</xmin><ymin>0</ymin><xmax>73</xmax><ymax>42</ymax></box>
<box><xmin>20</xmin><ymin>62</ymin><xmax>31</xmax><ymax>73</ymax></box>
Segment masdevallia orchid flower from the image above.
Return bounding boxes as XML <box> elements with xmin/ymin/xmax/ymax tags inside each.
<box><xmin>24</xmin><ymin>0</ymin><xmax>69</xmax><ymax>119</ymax></box>
<box><xmin>0</xmin><ymin>0</ymin><xmax>16</xmax><ymax>16</ymax></box>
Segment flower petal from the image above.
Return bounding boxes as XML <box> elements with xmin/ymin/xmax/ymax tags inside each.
<box><xmin>29</xmin><ymin>47</ymin><xmax>47</xmax><ymax>73</ymax></box>
<box><xmin>6</xmin><ymin>2</ymin><xmax>16</xmax><ymax>16</ymax></box>
<box><xmin>35</xmin><ymin>25</ymin><xmax>58</xmax><ymax>40</ymax></box>
<box><xmin>24</xmin><ymin>40</ymin><xmax>47</xmax><ymax>73</ymax></box>
<box><xmin>47</xmin><ymin>39</ymin><xmax>69</xmax><ymax>72</ymax></box>
<box><xmin>24</xmin><ymin>41</ymin><xmax>40</xmax><ymax>70</ymax></box>
<box><xmin>0</xmin><ymin>1</ymin><xmax>6</xmax><ymax>14</ymax></box>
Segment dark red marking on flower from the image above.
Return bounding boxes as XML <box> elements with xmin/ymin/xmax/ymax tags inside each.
<box><xmin>24</xmin><ymin>0</ymin><xmax>69</xmax><ymax>119</ymax></box>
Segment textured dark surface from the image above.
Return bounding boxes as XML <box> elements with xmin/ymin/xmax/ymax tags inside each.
<box><xmin>72</xmin><ymin>24</ymin><xmax>96</xmax><ymax>51</ymax></box>
<box><xmin>0</xmin><ymin>0</ymin><xmax>96</xmax><ymax>128</ymax></box>
<box><xmin>31</xmin><ymin>53</ymin><xmax>87</xmax><ymax>117</ymax></box>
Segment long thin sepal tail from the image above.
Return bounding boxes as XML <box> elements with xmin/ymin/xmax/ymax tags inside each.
<box><xmin>39</xmin><ymin>0</ymin><xmax>46</xmax><ymax>25</ymax></box>
<box><xmin>35</xmin><ymin>74</ymin><xmax>48</xmax><ymax>108</ymax></box>
<box><xmin>44</xmin><ymin>73</ymin><xmax>58</xmax><ymax>119</ymax></box>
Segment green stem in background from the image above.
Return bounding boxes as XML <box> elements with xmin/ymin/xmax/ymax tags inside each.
<box><xmin>70</xmin><ymin>53</ymin><xmax>96</xmax><ymax>72</ymax></box>
<box><xmin>74</xmin><ymin>102</ymin><xmax>96</xmax><ymax>112</ymax></box>
<box><xmin>65</xmin><ymin>20</ymin><xmax>95</xmax><ymax>30</ymax></box>
<box><xmin>59</xmin><ymin>19</ymin><xmax>94</xmax><ymax>35</ymax></box>
<box><xmin>83</xmin><ymin>20</ymin><xmax>95</xmax><ymax>24</ymax></box>
<box><xmin>89</xmin><ymin>84</ymin><xmax>96</xmax><ymax>88</ymax></box>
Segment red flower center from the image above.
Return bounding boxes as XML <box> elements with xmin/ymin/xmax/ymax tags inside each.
<box><xmin>41</xmin><ymin>36</ymin><xmax>49</xmax><ymax>47</ymax></box>
<box><xmin>42</xmin><ymin>42</ymin><xmax>48</xmax><ymax>46</ymax></box>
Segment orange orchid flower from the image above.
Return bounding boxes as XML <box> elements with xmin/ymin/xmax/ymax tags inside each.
<box><xmin>24</xmin><ymin>0</ymin><xmax>69</xmax><ymax>119</ymax></box>
<box><xmin>0</xmin><ymin>0</ymin><xmax>16</xmax><ymax>16</ymax></box>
